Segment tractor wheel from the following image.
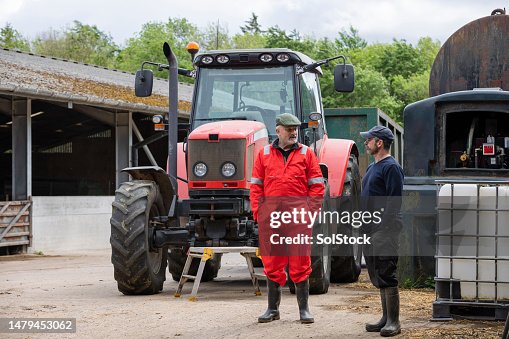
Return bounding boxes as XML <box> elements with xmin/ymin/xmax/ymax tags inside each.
<box><xmin>168</xmin><ymin>249</ymin><xmax>222</xmax><ymax>282</ymax></box>
<box><xmin>288</xmin><ymin>184</ymin><xmax>332</xmax><ymax>295</ymax></box>
<box><xmin>110</xmin><ymin>180</ymin><xmax>167</xmax><ymax>295</ymax></box>
<box><xmin>330</xmin><ymin>155</ymin><xmax>362</xmax><ymax>283</ymax></box>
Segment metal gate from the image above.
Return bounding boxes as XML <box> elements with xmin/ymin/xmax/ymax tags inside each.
<box><xmin>0</xmin><ymin>199</ymin><xmax>32</xmax><ymax>253</ymax></box>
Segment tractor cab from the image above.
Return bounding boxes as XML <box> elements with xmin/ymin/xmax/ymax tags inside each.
<box><xmin>190</xmin><ymin>48</ymin><xmax>353</xmax><ymax>145</ymax></box>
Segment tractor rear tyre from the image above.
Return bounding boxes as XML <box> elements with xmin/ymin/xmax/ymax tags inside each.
<box><xmin>330</xmin><ymin>155</ymin><xmax>362</xmax><ymax>283</ymax></box>
<box><xmin>110</xmin><ymin>180</ymin><xmax>167</xmax><ymax>295</ymax></box>
<box><xmin>168</xmin><ymin>249</ymin><xmax>222</xmax><ymax>282</ymax></box>
<box><xmin>288</xmin><ymin>184</ymin><xmax>332</xmax><ymax>295</ymax></box>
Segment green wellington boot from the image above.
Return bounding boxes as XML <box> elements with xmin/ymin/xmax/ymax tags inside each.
<box><xmin>295</xmin><ymin>279</ymin><xmax>314</xmax><ymax>324</ymax></box>
<box><xmin>365</xmin><ymin>288</ymin><xmax>387</xmax><ymax>332</ymax></box>
<box><xmin>258</xmin><ymin>279</ymin><xmax>281</xmax><ymax>323</ymax></box>
<box><xmin>380</xmin><ymin>287</ymin><xmax>401</xmax><ymax>337</ymax></box>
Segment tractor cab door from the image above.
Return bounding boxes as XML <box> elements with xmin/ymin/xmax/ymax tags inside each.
<box><xmin>299</xmin><ymin>72</ymin><xmax>325</xmax><ymax>154</ymax></box>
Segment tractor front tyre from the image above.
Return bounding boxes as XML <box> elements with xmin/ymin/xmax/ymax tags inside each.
<box><xmin>110</xmin><ymin>180</ymin><xmax>167</xmax><ymax>295</ymax></box>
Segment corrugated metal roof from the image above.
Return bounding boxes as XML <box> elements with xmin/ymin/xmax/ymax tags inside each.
<box><xmin>0</xmin><ymin>48</ymin><xmax>193</xmax><ymax>117</ymax></box>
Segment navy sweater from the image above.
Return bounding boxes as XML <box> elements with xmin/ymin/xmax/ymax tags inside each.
<box><xmin>361</xmin><ymin>156</ymin><xmax>404</xmax><ymax>231</ymax></box>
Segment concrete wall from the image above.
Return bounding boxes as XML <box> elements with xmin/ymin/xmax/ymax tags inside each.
<box><xmin>30</xmin><ymin>196</ymin><xmax>113</xmax><ymax>253</ymax></box>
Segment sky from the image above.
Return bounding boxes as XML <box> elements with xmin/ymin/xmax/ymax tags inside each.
<box><xmin>0</xmin><ymin>0</ymin><xmax>507</xmax><ymax>47</ymax></box>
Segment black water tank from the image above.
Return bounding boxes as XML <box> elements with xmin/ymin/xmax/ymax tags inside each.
<box><xmin>430</xmin><ymin>13</ymin><xmax>509</xmax><ymax>96</ymax></box>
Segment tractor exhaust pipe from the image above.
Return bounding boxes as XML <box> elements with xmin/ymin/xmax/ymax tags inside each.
<box><xmin>163</xmin><ymin>42</ymin><xmax>179</xmax><ymax>195</ymax></box>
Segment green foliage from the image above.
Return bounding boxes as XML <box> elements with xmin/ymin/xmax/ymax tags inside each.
<box><xmin>373</xmin><ymin>39</ymin><xmax>426</xmax><ymax>80</ymax></box>
<box><xmin>0</xmin><ymin>23</ymin><xmax>30</xmax><ymax>51</ymax></box>
<box><xmin>264</xmin><ymin>26</ymin><xmax>316</xmax><ymax>56</ymax></box>
<box><xmin>32</xmin><ymin>21</ymin><xmax>118</xmax><ymax>67</ymax></box>
<box><xmin>202</xmin><ymin>22</ymin><xmax>232</xmax><ymax>50</ymax></box>
<box><xmin>322</xmin><ymin>65</ymin><xmax>404</xmax><ymax>123</ymax></box>
<box><xmin>335</xmin><ymin>26</ymin><xmax>368</xmax><ymax>51</ymax></box>
<box><xmin>232</xmin><ymin>33</ymin><xmax>266</xmax><ymax>49</ymax></box>
<box><xmin>401</xmin><ymin>275</ymin><xmax>435</xmax><ymax>289</ymax></box>
<box><xmin>416</xmin><ymin>37</ymin><xmax>441</xmax><ymax>70</ymax></box>
<box><xmin>115</xmin><ymin>18</ymin><xmax>201</xmax><ymax>82</ymax></box>
<box><xmin>240</xmin><ymin>13</ymin><xmax>263</xmax><ymax>34</ymax></box>
<box><xmin>392</xmin><ymin>71</ymin><xmax>430</xmax><ymax>105</ymax></box>
<box><xmin>13</xmin><ymin>13</ymin><xmax>439</xmax><ymax>121</ymax></box>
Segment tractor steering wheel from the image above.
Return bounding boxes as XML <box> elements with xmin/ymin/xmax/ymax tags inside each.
<box><xmin>240</xmin><ymin>105</ymin><xmax>267</xmax><ymax>115</ymax></box>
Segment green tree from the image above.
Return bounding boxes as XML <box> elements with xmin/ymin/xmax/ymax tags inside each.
<box><xmin>31</xmin><ymin>28</ymin><xmax>67</xmax><ymax>57</ymax></box>
<box><xmin>335</xmin><ymin>26</ymin><xmax>367</xmax><ymax>51</ymax></box>
<box><xmin>373</xmin><ymin>39</ymin><xmax>425</xmax><ymax>81</ymax></box>
<box><xmin>202</xmin><ymin>21</ymin><xmax>232</xmax><ymax>50</ymax></box>
<box><xmin>321</xmin><ymin>66</ymin><xmax>403</xmax><ymax>123</ymax></box>
<box><xmin>32</xmin><ymin>21</ymin><xmax>118</xmax><ymax>67</ymax></box>
<box><xmin>416</xmin><ymin>37</ymin><xmax>441</xmax><ymax>70</ymax></box>
<box><xmin>0</xmin><ymin>23</ymin><xmax>30</xmax><ymax>51</ymax></box>
<box><xmin>116</xmin><ymin>18</ymin><xmax>201</xmax><ymax>81</ymax></box>
<box><xmin>232</xmin><ymin>32</ymin><xmax>266</xmax><ymax>49</ymax></box>
<box><xmin>66</xmin><ymin>21</ymin><xmax>118</xmax><ymax>66</ymax></box>
<box><xmin>313</xmin><ymin>37</ymin><xmax>339</xmax><ymax>61</ymax></box>
<box><xmin>264</xmin><ymin>26</ymin><xmax>316</xmax><ymax>55</ymax></box>
<box><xmin>392</xmin><ymin>71</ymin><xmax>430</xmax><ymax>107</ymax></box>
<box><xmin>240</xmin><ymin>13</ymin><xmax>263</xmax><ymax>34</ymax></box>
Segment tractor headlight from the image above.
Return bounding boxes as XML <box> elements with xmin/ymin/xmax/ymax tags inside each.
<box><xmin>193</xmin><ymin>162</ymin><xmax>208</xmax><ymax>177</ymax></box>
<box><xmin>221</xmin><ymin>162</ymin><xmax>236</xmax><ymax>177</ymax></box>
<box><xmin>216</xmin><ymin>55</ymin><xmax>229</xmax><ymax>64</ymax></box>
<box><xmin>276</xmin><ymin>53</ymin><xmax>290</xmax><ymax>62</ymax></box>
<box><xmin>201</xmin><ymin>55</ymin><xmax>213</xmax><ymax>64</ymax></box>
<box><xmin>259</xmin><ymin>53</ymin><xmax>273</xmax><ymax>63</ymax></box>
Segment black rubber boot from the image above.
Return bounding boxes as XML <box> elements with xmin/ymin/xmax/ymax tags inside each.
<box><xmin>365</xmin><ymin>288</ymin><xmax>387</xmax><ymax>332</ymax></box>
<box><xmin>295</xmin><ymin>279</ymin><xmax>314</xmax><ymax>324</ymax></box>
<box><xmin>380</xmin><ymin>286</ymin><xmax>401</xmax><ymax>337</ymax></box>
<box><xmin>258</xmin><ymin>279</ymin><xmax>281</xmax><ymax>323</ymax></box>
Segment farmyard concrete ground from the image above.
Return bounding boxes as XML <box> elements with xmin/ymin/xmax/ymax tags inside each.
<box><xmin>0</xmin><ymin>250</ymin><xmax>504</xmax><ymax>338</ymax></box>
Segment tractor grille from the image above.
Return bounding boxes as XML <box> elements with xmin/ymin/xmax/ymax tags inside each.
<box><xmin>188</xmin><ymin>139</ymin><xmax>246</xmax><ymax>181</ymax></box>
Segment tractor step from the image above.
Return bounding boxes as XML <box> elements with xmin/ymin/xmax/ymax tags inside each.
<box><xmin>174</xmin><ymin>246</ymin><xmax>266</xmax><ymax>300</ymax></box>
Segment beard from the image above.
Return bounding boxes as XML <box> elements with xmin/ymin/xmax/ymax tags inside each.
<box><xmin>366</xmin><ymin>143</ymin><xmax>381</xmax><ymax>155</ymax></box>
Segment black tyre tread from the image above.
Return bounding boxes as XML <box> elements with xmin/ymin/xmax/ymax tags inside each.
<box><xmin>168</xmin><ymin>249</ymin><xmax>222</xmax><ymax>282</ymax></box>
<box><xmin>308</xmin><ymin>184</ymin><xmax>332</xmax><ymax>295</ymax></box>
<box><xmin>330</xmin><ymin>155</ymin><xmax>362</xmax><ymax>283</ymax></box>
<box><xmin>110</xmin><ymin>180</ymin><xmax>167</xmax><ymax>295</ymax></box>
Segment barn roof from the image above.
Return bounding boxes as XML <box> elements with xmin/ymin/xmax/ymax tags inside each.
<box><xmin>0</xmin><ymin>48</ymin><xmax>192</xmax><ymax>116</ymax></box>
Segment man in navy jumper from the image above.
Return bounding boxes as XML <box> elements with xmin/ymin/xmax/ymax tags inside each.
<box><xmin>360</xmin><ymin>125</ymin><xmax>404</xmax><ymax>337</ymax></box>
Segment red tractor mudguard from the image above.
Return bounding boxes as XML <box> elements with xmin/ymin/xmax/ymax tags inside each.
<box><xmin>318</xmin><ymin>136</ymin><xmax>359</xmax><ymax>198</ymax></box>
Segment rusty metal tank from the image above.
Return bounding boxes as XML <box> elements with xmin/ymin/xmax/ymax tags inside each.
<box><xmin>430</xmin><ymin>11</ymin><xmax>509</xmax><ymax>96</ymax></box>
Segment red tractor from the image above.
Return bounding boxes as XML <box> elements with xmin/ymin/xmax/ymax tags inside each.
<box><xmin>110</xmin><ymin>42</ymin><xmax>362</xmax><ymax>295</ymax></box>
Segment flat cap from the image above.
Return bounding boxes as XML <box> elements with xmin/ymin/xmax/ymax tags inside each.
<box><xmin>360</xmin><ymin>125</ymin><xmax>394</xmax><ymax>141</ymax></box>
<box><xmin>276</xmin><ymin>113</ymin><xmax>301</xmax><ymax>126</ymax></box>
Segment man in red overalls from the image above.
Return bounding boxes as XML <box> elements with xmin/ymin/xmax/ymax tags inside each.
<box><xmin>250</xmin><ymin>113</ymin><xmax>324</xmax><ymax>324</ymax></box>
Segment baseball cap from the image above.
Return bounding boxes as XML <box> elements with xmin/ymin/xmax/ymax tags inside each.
<box><xmin>276</xmin><ymin>113</ymin><xmax>301</xmax><ymax>127</ymax></box>
<box><xmin>360</xmin><ymin>125</ymin><xmax>395</xmax><ymax>141</ymax></box>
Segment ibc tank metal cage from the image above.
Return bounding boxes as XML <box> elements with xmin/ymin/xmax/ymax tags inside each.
<box><xmin>433</xmin><ymin>179</ymin><xmax>509</xmax><ymax>320</ymax></box>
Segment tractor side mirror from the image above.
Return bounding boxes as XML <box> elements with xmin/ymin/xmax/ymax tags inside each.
<box><xmin>135</xmin><ymin>69</ymin><xmax>154</xmax><ymax>97</ymax></box>
<box><xmin>333</xmin><ymin>64</ymin><xmax>355</xmax><ymax>92</ymax></box>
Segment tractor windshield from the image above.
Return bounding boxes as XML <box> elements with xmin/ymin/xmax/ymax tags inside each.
<box><xmin>193</xmin><ymin>66</ymin><xmax>296</xmax><ymax>139</ymax></box>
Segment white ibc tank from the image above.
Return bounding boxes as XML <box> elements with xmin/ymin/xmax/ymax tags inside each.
<box><xmin>437</xmin><ymin>183</ymin><xmax>509</xmax><ymax>300</ymax></box>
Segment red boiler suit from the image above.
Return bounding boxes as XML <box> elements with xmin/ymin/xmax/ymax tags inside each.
<box><xmin>250</xmin><ymin>141</ymin><xmax>325</xmax><ymax>286</ymax></box>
